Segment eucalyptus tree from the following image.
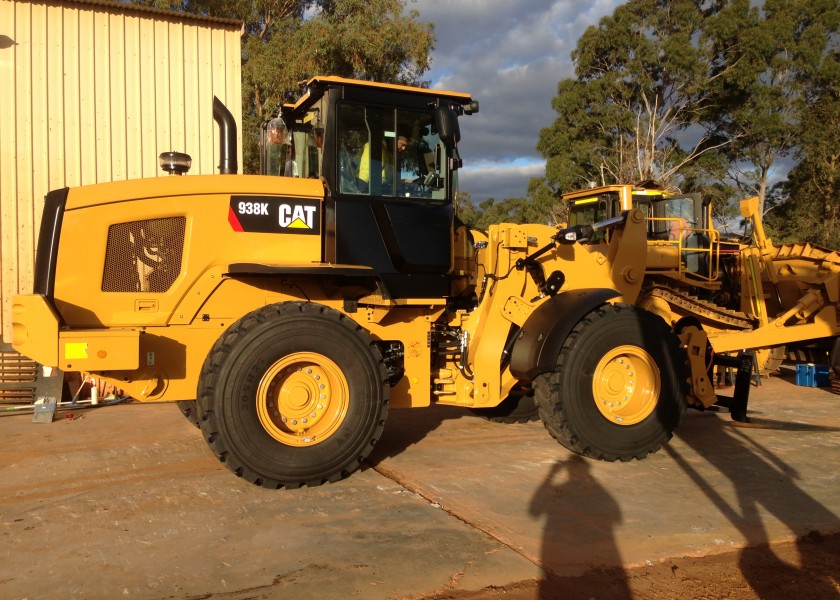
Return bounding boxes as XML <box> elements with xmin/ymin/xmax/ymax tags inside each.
<box><xmin>537</xmin><ymin>0</ymin><xmax>727</xmax><ymax>198</ymax></box>
<box><xmin>704</xmin><ymin>0</ymin><xmax>839</xmax><ymax>217</ymax></box>
<box><xmin>533</xmin><ymin>0</ymin><xmax>838</xmax><ymax>232</ymax></box>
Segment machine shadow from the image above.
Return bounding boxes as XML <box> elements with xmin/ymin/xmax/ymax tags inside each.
<box><xmin>667</xmin><ymin>413</ymin><xmax>840</xmax><ymax>599</ymax></box>
<box><xmin>366</xmin><ymin>403</ymin><xmax>465</xmax><ymax>466</ymax></box>
<box><xmin>528</xmin><ymin>456</ymin><xmax>632</xmax><ymax>599</ymax></box>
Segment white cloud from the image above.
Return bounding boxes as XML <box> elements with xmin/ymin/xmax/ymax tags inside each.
<box><xmin>460</xmin><ymin>159</ymin><xmax>546</xmax><ymax>201</ymax></box>
<box><xmin>411</xmin><ymin>0</ymin><xmax>624</xmax><ymax>201</ymax></box>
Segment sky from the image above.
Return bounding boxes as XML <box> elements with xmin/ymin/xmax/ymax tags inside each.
<box><xmin>412</xmin><ymin>0</ymin><xmax>625</xmax><ymax>203</ymax></box>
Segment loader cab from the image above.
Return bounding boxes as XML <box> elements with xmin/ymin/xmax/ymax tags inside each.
<box><xmin>645</xmin><ymin>194</ymin><xmax>706</xmax><ymax>240</ymax></box>
<box><xmin>563</xmin><ymin>184</ymin><xmax>717</xmax><ymax>278</ymax></box>
<box><xmin>563</xmin><ymin>184</ymin><xmax>709</xmax><ymax>240</ymax></box>
<box><xmin>260</xmin><ymin>76</ymin><xmax>477</xmax><ymax>299</ymax></box>
<box><xmin>565</xmin><ymin>185</ymin><xmax>668</xmax><ymax>226</ymax></box>
<box><xmin>564</xmin><ymin>184</ymin><xmax>670</xmax><ymax>242</ymax></box>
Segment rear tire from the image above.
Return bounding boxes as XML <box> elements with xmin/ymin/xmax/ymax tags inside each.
<box><xmin>197</xmin><ymin>302</ymin><xmax>389</xmax><ymax>488</ymax></box>
<box><xmin>534</xmin><ymin>304</ymin><xmax>687</xmax><ymax>461</ymax></box>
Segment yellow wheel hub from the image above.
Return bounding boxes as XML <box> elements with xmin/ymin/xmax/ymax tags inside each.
<box><xmin>256</xmin><ymin>352</ymin><xmax>349</xmax><ymax>446</ymax></box>
<box><xmin>592</xmin><ymin>345</ymin><xmax>660</xmax><ymax>426</ymax></box>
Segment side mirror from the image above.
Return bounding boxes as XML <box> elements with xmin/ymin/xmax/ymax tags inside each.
<box><xmin>435</xmin><ymin>106</ymin><xmax>460</xmax><ymax>146</ymax></box>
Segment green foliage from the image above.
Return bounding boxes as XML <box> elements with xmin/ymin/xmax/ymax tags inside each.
<box><xmin>703</xmin><ymin>0</ymin><xmax>839</xmax><ymax>216</ymax></box>
<box><xmin>241</xmin><ymin>0</ymin><xmax>434</xmax><ymax>172</ymax></box>
<box><xmin>456</xmin><ymin>176</ymin><xmax>565</xmax><ymax>233</ymax></box>
<box><xmin>765</xmin><ymin>44</ymin><xmax>840</xmax><ymax>247</ymax></box>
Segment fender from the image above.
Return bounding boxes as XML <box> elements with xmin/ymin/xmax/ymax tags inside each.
<box><xmin>509</xmin><ymin>288</ymin><xmax>620</xmax><ymax>380</ymax></box>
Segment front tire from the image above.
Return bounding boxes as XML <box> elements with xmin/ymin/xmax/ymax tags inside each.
<box><xmin>197</xmin><ymin>302</ymin><xmax>389</xmax><ymax>488</ymax></box>
<box><xmin>534</xmin><ymin>304</ymin><xmax>687</xmax><ymax>461</ymax></box>
<box><xmin>176</xmin><ymin>400</ymin><xmax>200</xmax><ymax>428</ymax></box>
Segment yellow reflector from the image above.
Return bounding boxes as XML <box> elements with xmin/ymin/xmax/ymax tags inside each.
<box><xmin>64</xmin><ymin>342</ymin><xmax>89</xmax><ymax>360</ymax></box>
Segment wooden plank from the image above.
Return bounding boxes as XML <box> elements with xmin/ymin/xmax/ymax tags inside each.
<box><xmin>196</xmin><ymin>24</ymin><xmax>213</xmax><ymax>175</ymax></box>
<box><xmin>30</xmin><ymin>1</ymin><xmax>49</xmax><ymax>243</ymax></box>
<box><xmin>62</xmin><ymin>6</ymin><xmax>81</xmax><ymax>187</ymax></box>
<box><xmin>46</xmin><ymin>3</ymin><xmax>66</xmax><ymax>192</ymax></box>
<box><xmin>168</xmin><ymin>20</ymin><xmax>186</xmax><ymax>155</ymax></box>
<box><xmin>124</xmin><ymin>15</ymin><xmax>143</xmax><ymax>180</ymax></box>
<box><xmin>78</xmin><ymin>6</ymin><xmax>97</xmax><ymax>186</ymax></box>
<box><xmin>138</xmin><ymin>16</ymin><xmax>157</xmax><ymax>178</ymax></box>
<box><xmin>0</xmin><ymin>0</ymin><xmax>18</xmax><ymax>342</ymax></box>
<box><xmin>182</xmin><ymin>23</ymin><xmax>201</xmax><ymax>170</ymax></box>
<box><xmin>154</xmin><ymin>18</ymin><xmax>171</xmax><ymax>160</ymax></box>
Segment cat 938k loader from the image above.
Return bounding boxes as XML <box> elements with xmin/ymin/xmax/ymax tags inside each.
<box><xmin>13</xmin><ymin>77</ymin><xmax>839</xmax><ymax>488</ymax></box>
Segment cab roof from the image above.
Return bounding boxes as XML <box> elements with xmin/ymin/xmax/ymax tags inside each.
<box><xmin>562</xmin><ymin>184</ymin><xmax>669</xmax><ymax>201</ymax></box>
<box><xmin>283</xmin><ymin>75</ymin><xmax>474</xmax><ymax>113</ymax></box>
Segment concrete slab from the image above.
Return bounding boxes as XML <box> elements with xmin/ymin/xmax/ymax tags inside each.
<box><xmin>0</xmin><ymin>404</ymin><xmax>534</xmax><ymax>599</ymax></box>
<box><xmin>372</xmin><ymin>374</ymin><xmax>840</xmax><ymax>580</ymax></box>
<box><xmin>0</xmin><ymin>373</ymin><xmax>838</xmax><ymax>599</ymax></box>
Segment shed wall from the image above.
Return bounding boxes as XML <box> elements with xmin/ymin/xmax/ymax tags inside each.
<box><xmin>0</xmin><ymin>0</ymin><xmax>243</xmax><ymax>341</ymax></box>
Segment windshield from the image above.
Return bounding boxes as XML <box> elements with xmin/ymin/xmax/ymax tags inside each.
<box><xmin>568</xmin><ymin>192</ymin><xmax>620</xmax><ymax>229</ymax></box>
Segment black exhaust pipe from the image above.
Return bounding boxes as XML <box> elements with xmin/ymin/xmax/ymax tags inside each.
<box><xmin>213</xmin><ymin>96</ymin><xmax>238</xmax><ymax>174</ymax></box>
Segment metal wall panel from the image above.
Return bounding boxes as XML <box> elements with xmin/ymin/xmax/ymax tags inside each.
<box><xmin>0</xmin><ymin>0</ymin><xmax>242</xmax><ymax>342</ymax></box>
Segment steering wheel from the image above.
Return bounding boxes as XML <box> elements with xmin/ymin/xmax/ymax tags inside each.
<box><xmin>399</xmin><ymin>177</ymin><xmax>431</xmax><ymax>197</ymax></box>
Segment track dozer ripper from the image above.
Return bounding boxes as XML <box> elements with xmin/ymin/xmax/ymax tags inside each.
<box><xmin>12</xmin><ymin>77</ymin><xmax>833</xmax><ymax>488</ymax></box>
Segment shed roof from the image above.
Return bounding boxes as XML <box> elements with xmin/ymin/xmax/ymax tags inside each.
<box><xmin>18</xmin><ymin>0</ymin><xmax>243</xmax><ymax>29</ymax></box>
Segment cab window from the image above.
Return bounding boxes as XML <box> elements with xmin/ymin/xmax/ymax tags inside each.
<box><xmin>336</xmin><ymin>103</ymin><xmax>446</xmax><ymax>201</ymax></box>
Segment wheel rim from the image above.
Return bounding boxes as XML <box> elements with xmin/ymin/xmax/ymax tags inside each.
<box><xmin>592</xmin><ymin>345</ymin><xmax>660</xmax><ymax>425</ymax></box>
<box><xmin>256</xmin><ymin>352</ymin><xmax>349</xmax><ymax>446</ymax></box>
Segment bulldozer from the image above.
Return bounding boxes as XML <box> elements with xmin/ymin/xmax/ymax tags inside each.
<box><xmin>562</xmin><ymin>183</ymin><xmax>840</xmax><ymax>377</ymax></box>
<box><xmin>11</xmin><ymin>77</ymin><xmax>839</xmax><ymax>488</ymax></box>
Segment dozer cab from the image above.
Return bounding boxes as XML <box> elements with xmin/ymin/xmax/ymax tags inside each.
<box><xmin>13</xmin><ymin>77</ymin><xmax>780</xmax><ymax>489</ymax></box>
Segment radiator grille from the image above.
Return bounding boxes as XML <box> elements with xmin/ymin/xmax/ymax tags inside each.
<box><xmin>102</xmin><ymin>217</ymin><xmax>186</xmax><ymax>292</ymax></box>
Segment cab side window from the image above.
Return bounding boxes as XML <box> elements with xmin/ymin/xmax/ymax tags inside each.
<box><xmin>262</xmin><ymin>112</ymin><xmax>322</xmax><ymax>179</ymax></box>
<box><xmin>337</xmin><ymin>103</ymin><xmax>445</xmax><ymax>200</ymax></box>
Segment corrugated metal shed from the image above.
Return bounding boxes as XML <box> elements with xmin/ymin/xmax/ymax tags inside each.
<box><xmin>0</xmin><ymin>0</ymin><xmax>243</xmax><ymax>342</ymax></box>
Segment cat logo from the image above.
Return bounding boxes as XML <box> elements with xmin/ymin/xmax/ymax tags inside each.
<box><xmin>279</xmin><ymin>204</ymin><xmax>317</xmax><ymax>230</ymax></box>
<box><xmin>229</xmin><ymin>196</ymin><xmax>320</xmax><ymax>235</ymax></box>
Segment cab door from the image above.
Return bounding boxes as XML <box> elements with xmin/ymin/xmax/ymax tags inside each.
<box><xmin>327</xmin><ymin>101</ymin><xmax>454</xmax><ymax>298</ymax></box>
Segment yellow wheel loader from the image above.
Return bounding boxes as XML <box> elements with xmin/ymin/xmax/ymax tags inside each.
<box><xmin>14</xmin><ymin>77</ymin><xmax>829</xmax><ymax>489</ymax></box>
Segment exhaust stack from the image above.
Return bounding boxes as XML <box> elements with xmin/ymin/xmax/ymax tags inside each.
<box><xmin>213</xmin><ymin>96</ymin><xmax>238</xmax><ymax>174</ymax></box>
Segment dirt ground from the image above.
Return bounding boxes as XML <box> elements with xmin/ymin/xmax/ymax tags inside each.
<box><xmin>423</xmin><ymin>532</ymin><xmax>840</xmax><ymax>599</ymax></box>
<box><xmin>2</xmin><ymin>372</ymin><xmax>839</xmax><ymax>599</ymax></box>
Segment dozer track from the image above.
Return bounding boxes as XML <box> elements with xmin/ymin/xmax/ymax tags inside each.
<box><xmin>643</xmin><ymin>285</ymin><xmax>756</xmax><ymax>331</ymax></box>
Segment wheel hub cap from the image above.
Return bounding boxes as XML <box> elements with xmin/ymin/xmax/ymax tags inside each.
<box><xmin>592</xmin><ymin>345</ymin><xmax>660</xmax><ymax>426</ymax></box>
<box><xmin>257</xmin><ymin>352</ymin><xmax>348</xmax><ymax>446</ymax></box>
